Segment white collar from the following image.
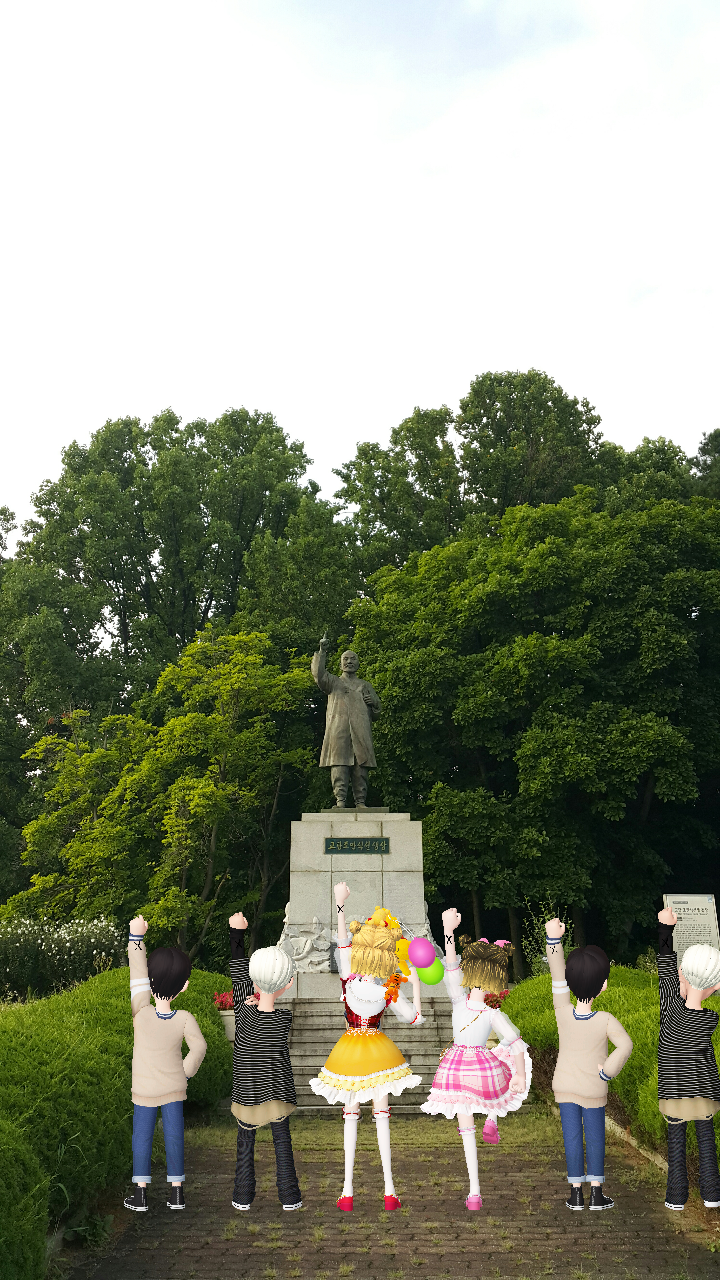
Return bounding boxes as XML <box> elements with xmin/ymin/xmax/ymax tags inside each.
<box><xmin>466</xmin><ymin>996</ymin><xmax>486</xmax><ymax>1011</ymax></box>
<box><xmin>347</xmin><ymin>976</ymin><xmax>385</xmax><ymax>1003</ymax></box>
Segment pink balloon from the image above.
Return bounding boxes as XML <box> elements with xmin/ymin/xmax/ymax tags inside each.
<box><xmin>408</xmin><ymin>937</ymin><xmax>435</xmax><ymax>968</ymax></box>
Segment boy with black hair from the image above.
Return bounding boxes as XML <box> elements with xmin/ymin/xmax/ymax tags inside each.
<box><xmin>124</xmin><ymin>915</ymin><xmax>207</xmax><ymax>1213</ymax></box>
<box><xmin>545</xmin><ymin>917</ymin><xmax>633</xmax><ymax>1211</ymax></box>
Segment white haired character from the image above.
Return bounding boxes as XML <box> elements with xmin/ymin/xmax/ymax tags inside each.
<box><xmin>228</xmin><ymin>914</ymin><xmax>301</xmax><ymax>1213</ymax></box>
<box><xmin>657</xmin><ymin>907</ymin><xmax>720</xmax><ymax>1211</ymax></box>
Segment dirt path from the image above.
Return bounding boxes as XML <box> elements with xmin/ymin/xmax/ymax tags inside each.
<box><xmin>62</xmin><ymin>1105</ymin><xmax>720</xmax><ymax>1280</ymax></box>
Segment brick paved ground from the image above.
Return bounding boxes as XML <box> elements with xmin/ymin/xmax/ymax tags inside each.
<box><xmin>61</xmin><ymin>1106</ymin><xmax>720</xmax><ymax>1280</ymax></box>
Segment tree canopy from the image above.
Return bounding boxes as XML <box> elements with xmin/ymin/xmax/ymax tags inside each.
<box><xmin>2</xmin><ymin>630</ymin><xmax>322</xmax><ymax>959</ymax></box>
<box><xmin>2</xmin><ymin>375</ymin><xmax>719</xmax><ymax>959</ymax></box>
<box><xmin>350</xmin><ymin>492</ymin><xmax>720</xmax><ymax>957</ymax></box>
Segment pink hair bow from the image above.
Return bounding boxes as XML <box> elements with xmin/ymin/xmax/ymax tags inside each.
<box><xmin>494</xmin><ymin>939</ymin><xmax>511</xmax><ymax>947</ymax></box>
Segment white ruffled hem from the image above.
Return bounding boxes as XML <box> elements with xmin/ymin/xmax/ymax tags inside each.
<box><xmin>309</xmin><ymin>1073</ymin><xmax>423</xmax><ymax>1106</ymax></box>
<box><xmin>420</xmin><ymin>1046</ymin><xmax>532</xmax><ymax>1120</ymax></box>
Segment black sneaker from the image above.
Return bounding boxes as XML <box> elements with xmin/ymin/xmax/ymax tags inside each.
<box><xmin>566</xmin><ymin>1185</ymin><xmax>584</xmax><ymax>1210</ymax></box>
<box><xmin>589</xmin><ymin>1187</ymin><xmax>614</xmax><ymax>1210</ymax></box>
<box><xmin>167</xmin><ymin>1186</ymin><xmax>185</xmax><ymax>1210</ymax></box>
<box><xmin>124</xmin><ymin>1186</ymin><xmax>148</xmax><ymax>1212</ymax></box>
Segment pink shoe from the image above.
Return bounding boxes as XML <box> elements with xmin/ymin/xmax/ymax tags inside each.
<box><xmin>384</xmin><ymin>1195</ymin><xmax>402</xmax><ymax>1211</ymax></box>
<box><xmin>482</xmin><ymin>1117</ymin><xmax>499</xmax><ymax>1144</ymax></box>
<box><xmin>466</xmin><ymin>1194</ymin><xmax>483</xmax><ymax>1210</ymax></box>
<box><xmin>336</xmin><ymin>1195</ymin><xmax>353</xmax><ymax>1211</ymax></box>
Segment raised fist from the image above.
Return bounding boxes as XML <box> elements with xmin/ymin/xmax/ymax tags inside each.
<box><xmin>334</xmin><ymin>882</ymin><xmax>351</xmax><ymax>907</ymax></box>
<box><xmin>129</xmin><ymin>915</ymin><xmax>149</xmax><ymax>936</ymax></box>
<box><xmin>229</xmin><ymin>912</ymin><xmax>249</xmax><ymax>929</ymax></box>
<box><xmin>545</xmin><ymin>918</ymin><xmax>565</xmax><ymax>938</ymax></box>
<box><xmin>442</xmin><ymin>908</ymin><xmax>462</xmax><ymax>934</ymax></box>
<box><xmin>658</xmin><ymin>908</ymin><xmax>677</xmax><ymax>928</ymax></box>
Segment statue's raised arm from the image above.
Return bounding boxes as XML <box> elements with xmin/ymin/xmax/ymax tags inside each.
<box><xmin>311</xmin><ymin>638</ymin><xmax>381</xmax><ymax>809</ymax></box>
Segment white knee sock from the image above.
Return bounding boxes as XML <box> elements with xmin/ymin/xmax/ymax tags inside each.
<box><xmin>373</xmin><ymin>1110</ymin><xmax>395</xmax><ymax>1196</ymax></box>
<box><xmin>342</xmin><ymin>1110</ymin><xmax>359</xmax><ymax>1197</ymax></box>
<box><xmin>459</xmin><ymin>1126</ymin><xmax>480</xmax><ymax>1196</ymax></box>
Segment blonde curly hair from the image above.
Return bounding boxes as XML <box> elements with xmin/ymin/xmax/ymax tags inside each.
<box><xmin>348</xmin><ymin>919</ymin><xmax>402</xmax><ymax>980</ymax></box>
<box><xmin>460</xmin><ymin>939</ymin><xmax>513</xmax><ymax>993</ymax></box>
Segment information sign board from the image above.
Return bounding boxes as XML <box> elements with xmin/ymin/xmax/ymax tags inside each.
<box><xmin>663</xmin><ymin>893</ymin><xmax>720</xmax><ymax>960</ymax></box>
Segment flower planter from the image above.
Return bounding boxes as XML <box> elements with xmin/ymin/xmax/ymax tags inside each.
<box><xmin>218</xmin><ymin>1009</ymin><xmax>235</xmax><ymax>1042</ymax></box>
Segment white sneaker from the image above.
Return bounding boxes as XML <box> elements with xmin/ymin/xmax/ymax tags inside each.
<box><xmin>283</xmin><ymin>1201</ymin><xmax>303</xmax><ymax>1211</ymax></box>
<box><xmin>704</xmin><ymin>1199</ymin><xmax>720</xmax><ymax>1208</ymax></box>
<box><xmin>665</xmin><ymin>1201</ymin><xmax>684</xmax><ymax>1211</ymax></box>
<box><xmin>232</xmin><ymin>1201</ymin><xmax>251</xmax><ymax>1211</ymax></box>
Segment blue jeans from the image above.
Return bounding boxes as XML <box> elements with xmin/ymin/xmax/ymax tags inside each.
<box><xmin>132</xmin><ymin>1101</ymin><xmax>185</xmax><ymax>1184</ymax></box>
<box><xmin>558</xmin><ymin>1103</ymin><xmax>605</xmax><ymax>1183</ymax></box>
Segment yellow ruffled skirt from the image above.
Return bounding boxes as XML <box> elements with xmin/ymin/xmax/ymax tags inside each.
<box><xmin>309</xmin><ymin>1029</ymin><xmax>421</xmax><ymax>1106</ymax></box>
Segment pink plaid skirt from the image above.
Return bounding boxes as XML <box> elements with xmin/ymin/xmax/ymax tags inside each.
<box><xmin>420</xmin><ymin>1042</ymin><xmax>531</xmax><ymax>1119</ymax></box>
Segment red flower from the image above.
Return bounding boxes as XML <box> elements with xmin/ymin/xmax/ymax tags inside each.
<box><xmin>213</xmin><ymin>991</ymin><xmax>234</xmax><ymax>1011</ymax></box>
<box><xmin>483</xmin><ymin>990</ymin><xmax>509</xmax><ymax>1009</ymax></box>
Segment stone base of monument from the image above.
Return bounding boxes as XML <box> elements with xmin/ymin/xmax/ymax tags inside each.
<box><xmin>276</xmin><ymin>809</ymin><xmax>452</xmax><ymax>1105</ymax></box>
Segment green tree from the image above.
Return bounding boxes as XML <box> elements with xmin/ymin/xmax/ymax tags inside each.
<box><xmin>3</xmin><ymin>631</ymin><xmax>317</xmax><ymax>955</ymax></box>
<box><xmin>692</xmin><ymin>428</ymin><xmax>720</xmax><ymax>498</ymax></box>
<box><xmin>602</xmin><ymin>437</ymin><xmax>694</xmax><ymax>512</ymax></box>
<box><xmin>456</xmin><ymin>368</ymin><xmax>602</xmax><ymax>514</ymax></box>
<box><xmin>19</xmin><ymin>408</ymin><xmax>313</xmax><ymax>696</ymax></box>
<box><xmin>238</xmin><ymin>494</ymin><xmax>362</xmax><ymax>657</ymax></box>
<box><xmin>351</xmin><ymin>493</ymin><xmax>720</xmax><ymax>958</ymax></box>
<box><xmin>333</xmin><ymin>406</ymin><xmax>465</xmax><ymax>573</ymax></box>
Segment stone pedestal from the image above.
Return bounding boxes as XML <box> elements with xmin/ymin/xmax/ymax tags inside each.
<box><xmin>278</xmin><ymin>809</ymin><xmax>430</xmax><ymax>1000</ymax></box>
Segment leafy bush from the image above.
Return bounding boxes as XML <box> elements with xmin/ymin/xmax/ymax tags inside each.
<box><xmin>0</xmin><ymin>1117</ymin><xmax>48</xmax><ymax>1280</ymax></box>
<box><xmin>522</xmin><ymin>898</ymin><xmax>575</xmax><ymax>978</ymax></box>
<box><xmin>0</xmin><ymin>918</ymin><xmax>126</xmax><ymax>999</ymax></box>
<box><xmin>504</xmin><ymin>967</ymin><xmax>720</xmax><ymax>1151</ymax></box>
<box><xmin>0</xmin><ymin>964</ymin><xmax>232</xmax><ymax>1270</ymax></box>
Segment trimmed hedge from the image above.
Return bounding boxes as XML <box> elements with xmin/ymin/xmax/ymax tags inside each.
<box><xmin>0</xmin><ymin>1119</ymin><xmax>48</xmax><ymax>1280</ymax></box>
<box><xmin>0</xmin><ymin>966</ymin><xmax>232</xmax><ymax>1277</ymax></box>
<box><xmin>503</xmin><ymin>966</ymin><xmax>720</xmax><ymax>1152</ymax></box>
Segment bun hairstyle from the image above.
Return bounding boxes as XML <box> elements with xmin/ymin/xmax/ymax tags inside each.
<box><xmin>349</xmin><ymin>917</ymin><xmax>402</xmax><ymax>980</ymax></box>
<box><xmin>680</xmin><ymin>943</ymin><xmax>720</xmax><ymax>992</ymax></box>
<box><xmin>249</xmin><ymin>945</ymin><xmax>296</xmax><ymax>995</ymax></box>
<box><xmin>459</xmin><ymin>939</ymin><xmax>513</xmax><ymax>994</ymax></box>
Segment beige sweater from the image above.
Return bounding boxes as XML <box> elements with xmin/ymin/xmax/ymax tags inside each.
<box><xmin>547</xmin><ymin>941</ymin><xmax>632</xmax><ymax>1107</ymax></box>
<box><xmin>129</xmin><ymin>937</ymin><xmax>207</xmax><ymax>1106</ymax></box>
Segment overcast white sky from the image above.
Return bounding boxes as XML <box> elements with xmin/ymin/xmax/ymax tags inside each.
<box><xmin>1</xmin><ymin>1</ymin><xmax>719</xmax><ymax>545</ymax></box>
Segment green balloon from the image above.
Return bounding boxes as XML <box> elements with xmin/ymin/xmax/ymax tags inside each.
<box><xmin>416</xmin><ymin>956</ymin><xmax>444</xmax><ymax>986</ymax></box>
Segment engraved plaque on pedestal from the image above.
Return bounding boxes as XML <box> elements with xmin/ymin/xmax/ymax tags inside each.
<box><xmin>278</xmin><ymin>810</ymin><xmax>432</xmax><ymax>999</ymax></box>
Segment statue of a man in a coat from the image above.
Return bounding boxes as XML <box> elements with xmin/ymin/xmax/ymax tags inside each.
<box><xmin>311</xmin><ymin>635</ymin><xmax>381</xmax><ymax>808</ymax></box>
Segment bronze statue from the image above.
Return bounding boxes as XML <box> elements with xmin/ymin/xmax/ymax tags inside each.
<box><xmin>311</xmin><ymin>635</ymin><xmax>381</xmax><ymax>808</ymax></box>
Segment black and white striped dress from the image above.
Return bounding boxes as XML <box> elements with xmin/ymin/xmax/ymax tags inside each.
<box><xmin>657</xmin><ymin>927</ymin><xmax>720</xmax><ymax>1103</ymax></box>
<box><xmin>229</xmin><ymin>929</ymin><xmax>296</xmax><ymax>1111</ymax></box>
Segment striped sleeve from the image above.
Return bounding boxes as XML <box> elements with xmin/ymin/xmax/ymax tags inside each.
<box><xmin>230</xmin><ymin>957</ymin><xmax>254</xmax><ymax>1015</ymax></box>
<box><xmin>657</xmin><ymin>951</ymin><xmax>682</xmax><ymax>1022</ymax></box>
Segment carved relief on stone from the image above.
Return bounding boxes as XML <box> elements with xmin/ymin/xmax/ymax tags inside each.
<box><xmin>277</xmin><ymin>906</ymin><xmax>332</xmax><ymax>972</ymax></box>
